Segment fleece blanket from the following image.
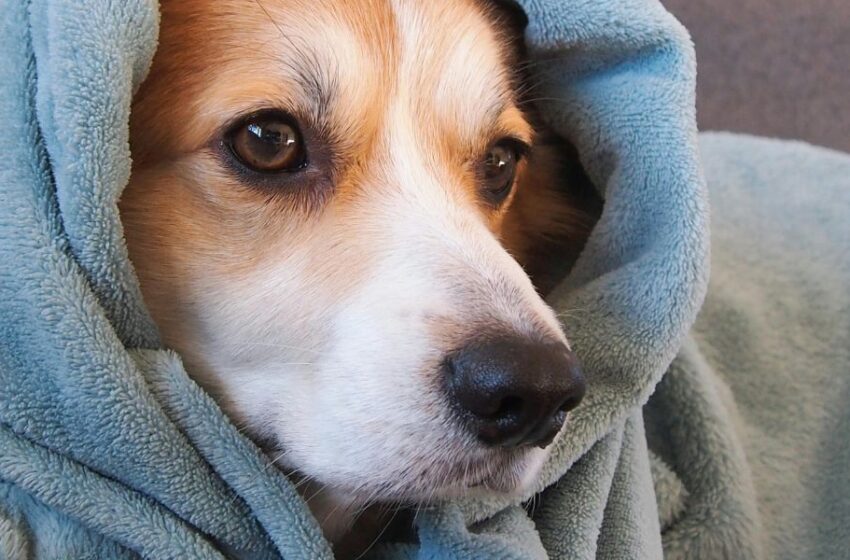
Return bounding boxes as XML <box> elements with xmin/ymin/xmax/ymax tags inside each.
<box><xmin>643</xmin><ymin>133</ymin><xmax>850</xmax><ymax>560</ymax></box>
<box><xmin>1</xmin><ymin>0</ymin><xmax>847</xmax><ymax>559</ymax></box>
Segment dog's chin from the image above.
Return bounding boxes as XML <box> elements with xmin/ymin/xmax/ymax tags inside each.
<box><xmin>444</xmin><ymin>445</ymin><xmax>551</xmax><ymax>501</ymax></box>
<box><xmin>274</xmin><ymin>443</ymin><xmax>551</xmax><ymax>509</ymax></box>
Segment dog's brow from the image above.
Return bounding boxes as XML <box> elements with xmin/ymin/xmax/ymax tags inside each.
<box><xmin>251</xmin><ymin>0</ymin><xmax>334</xmax><ymax>118</ymax></box>
<box><xmin>252</xmin><ymin>0</ymin><xmax>283</xmax><ymax>39</ymax></box>
<box><xmin>487</xmin><ymin>97</ymin><xmax>511</xmax><ymax>127</ymax></box>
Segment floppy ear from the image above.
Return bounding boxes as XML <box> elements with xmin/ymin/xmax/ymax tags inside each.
<box><xmin>501</xmin><ymin>133</ymin><xmax>602</xmax><ymax>296</ymax></box>
<box><xmin>484</xmin><ymin>1</ymin><xmax>601</xmax><ymax>294</ymax></box>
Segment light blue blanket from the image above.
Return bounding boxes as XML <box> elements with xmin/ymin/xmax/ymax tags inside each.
<box><xmin>1</xmin><ymin>0</ymin><xmax>847</xmax><ymax>558</ymax></box>
<box><xmin>647</xmin><ymin>133</ymin><xmax>850</xmax><ymax>560</ymax></box>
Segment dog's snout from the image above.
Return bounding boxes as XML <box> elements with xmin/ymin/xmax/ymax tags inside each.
<box><xmin>444</xmin><ymin>335</ymin><xmax>586</xmax><ymax>449</ymax></box>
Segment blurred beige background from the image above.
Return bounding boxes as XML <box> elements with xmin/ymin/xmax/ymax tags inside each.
<box><xmin>662</xmin><ymin>0</ymin><xmax>849</xmax><ymax>153</ymax></box>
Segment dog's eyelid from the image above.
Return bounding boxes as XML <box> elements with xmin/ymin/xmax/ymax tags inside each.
<box><xmin>514</xmin><ymin>138</ymin><xmax>531</xmax><ymax>156</ymax></box>
<box><xmin>219</xmin><ymin>107</ymin><xmax>302</xmax><ymax>137</ymax></box>
<box><xmin>498</xmin><ymin>136</ymin><xmax>531</xmax><ymax>159</ymax></box>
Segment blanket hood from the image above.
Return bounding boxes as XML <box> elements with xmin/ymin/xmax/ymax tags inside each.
<box><xmin>0</xmin><ymin>0</ymin><xmax>708</xmax><ymax>558</ymax></box>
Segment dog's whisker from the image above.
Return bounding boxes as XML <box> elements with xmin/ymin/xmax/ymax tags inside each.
<box><xmin>230</xmin><ymin>419</ymin><xmax>253</xmax><ymax>435</ymax></box>
<box><xmin>281</xmin><ymin>466</ymin><xmax>301</xmax><ymax>480</ymax></box>
<box><xmin>292</xmin><ymin>475</ymin><xmax>318</xmax><ymax>492</ymax></box>
<box><xmin>268</xmin><ymin>448</ymin><xmax>291</xmax><ymax>467</ymax></box>
<box><xmin>303</xmin><ymin>482</ymin><xmax>328</xmax><ymax>506</ymax></box>
<box><xmin>555</xmin><ymin>307</ymin><xmax>591</xmax><ymax>318</ymax></box>
<box><xmin>348</xmin><ymin>500</ymin><xmax>373</xmax><ymax>530</ymax></box>
<box><xmin>222</xmin><ymin>341</ymin><xmax>322</xmax><ymax>355</ymax></box>
<box><xmin>321</xmin><ymin>498</ymin><xmax>348</xmax><ymax>529</ymax></box>
<box><xmin>352</xmin><ymin>507</ymin><xmax>400</xmax><ymax>560</ymax></box>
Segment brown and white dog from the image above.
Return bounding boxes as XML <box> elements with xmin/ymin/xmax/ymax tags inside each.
<box><xmin>120</xmin><ymin>0</ymin><xmax>599</xmax><ymax>551</ymax></box>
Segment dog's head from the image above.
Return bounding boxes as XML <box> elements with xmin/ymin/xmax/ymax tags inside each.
<box><xmin>122</xmin><ymin>0</ymin><xmax>588</xmax><ymax>514</ymax></box>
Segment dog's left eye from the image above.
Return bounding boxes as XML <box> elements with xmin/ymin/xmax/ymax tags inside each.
<box><xmin>226</xmin><ymin>111</ymin><xmax>307</xmax><ymax>173</ymax></box>
<box><xmin>480</xmin><ymin>139</ymin><xmax>526</xmax><ymax>204</ymax></box>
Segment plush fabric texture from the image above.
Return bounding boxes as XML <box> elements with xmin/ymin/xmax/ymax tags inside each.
<box><xmin>1</xmin><ymin>0</ymin><xmax>845</xmax><ymax>558</ymax></box>
<box><xmin>645</xmin><ymin>133</ymin><xmax>850</xmax><ymax>560</ymax></box>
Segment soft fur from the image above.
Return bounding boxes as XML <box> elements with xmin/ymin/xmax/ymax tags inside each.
<box><xmin>120</xmin><ymin>0</ymin><xmax>597</xmax><ymax>546</ymax></box>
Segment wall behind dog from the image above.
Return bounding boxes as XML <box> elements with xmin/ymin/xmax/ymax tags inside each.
<box><xmin>662</xmin><ymin>0</ymin><xmax>850</xmax><ymax>153</ymax></box>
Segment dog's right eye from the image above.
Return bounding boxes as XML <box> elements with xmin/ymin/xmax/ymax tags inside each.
<box><xmin>226</xmin><ymin>111</ymin><xmax>307</xmax><ymax>173</ymax></box>
<box><xmin>479</xmin><ymin>139</ymin><xmax>527</xmax><ymax>205</ymax></box>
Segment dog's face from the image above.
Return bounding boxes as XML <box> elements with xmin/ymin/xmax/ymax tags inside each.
<box><xmin>122</xmin><ymin>0</ymin><xmax>586</xmax><ymax>523</ymax></box>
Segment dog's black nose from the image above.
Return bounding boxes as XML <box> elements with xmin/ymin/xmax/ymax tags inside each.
<box><xmin>444</xmin><ymin>335</ymin><xmax>585</xmax><ymax>448</ymax></box>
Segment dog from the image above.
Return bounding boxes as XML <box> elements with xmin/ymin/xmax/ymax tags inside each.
<box><xmin>120</xmin><ymin>0</ymin><xmax>600</xmax><ymax>553</ymax></box>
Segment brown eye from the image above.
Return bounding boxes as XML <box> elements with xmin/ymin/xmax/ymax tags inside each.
<box><xmin>227</xmin><ymin>112</ymin><xmax>307</xmax><ymax>173</ymax></box>
<box><xmin>481</xmin><ymin>139</ymin><xmax>525</xmax><ymax>204</ymax></box>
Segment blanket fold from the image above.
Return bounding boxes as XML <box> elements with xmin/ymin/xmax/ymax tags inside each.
<box><xmin>651</xmin><ymin>133</ymin><xmax>850</xmax><ymax>560</ymax></box>
<box><xmin>3</xmin><ymin>0</ymin><xmax>847</xmax><ymax>558</ymax></box>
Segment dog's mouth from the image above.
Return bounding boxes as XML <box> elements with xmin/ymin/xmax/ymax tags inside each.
<box><xmin>446</xmin><ymin>449</ymin><xmax>548</xmax><ymax>497</ymax></box>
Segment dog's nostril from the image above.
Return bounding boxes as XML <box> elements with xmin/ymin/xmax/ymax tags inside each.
<box><xmin>444</xmin><ymin>334</ymin><xmax>586</xmax><ymax>448</ymax></box>
<box><xmin>493</xmin><ymin>395</ymin><xmax>524</xmax><ymax>419</ymax></box>
<box><xmin>558</xmin><ymin>394</ymin><xmax>584</xmax><ymax>414</ymax></box>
